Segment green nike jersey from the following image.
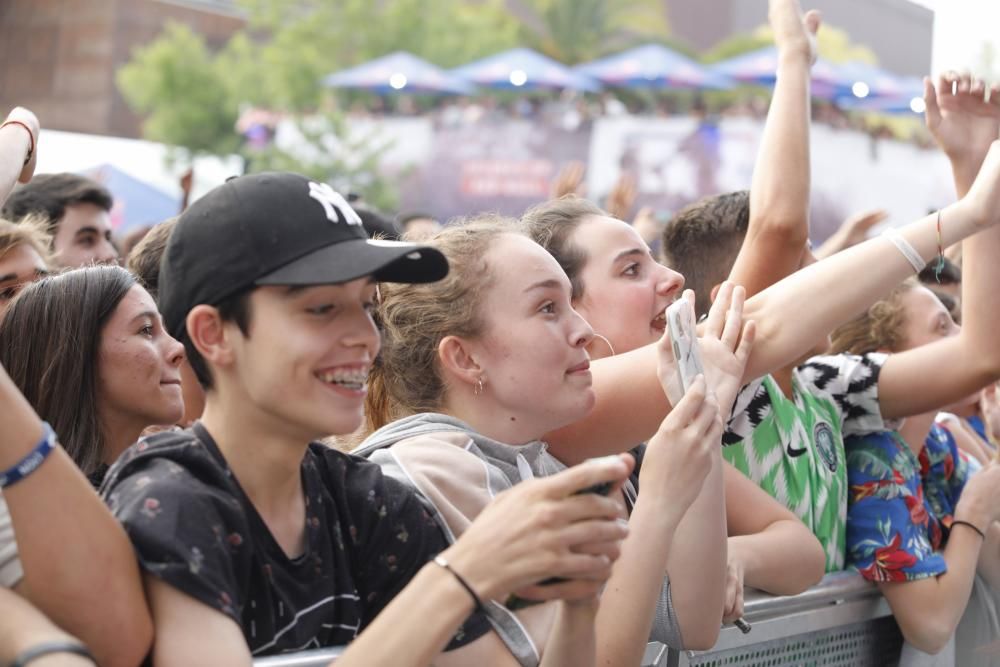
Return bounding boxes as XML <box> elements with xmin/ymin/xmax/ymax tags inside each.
<box><xmin>722</xmin><ymin>354</ymin><xmax>888</xmax><ymax>571</ymax></box>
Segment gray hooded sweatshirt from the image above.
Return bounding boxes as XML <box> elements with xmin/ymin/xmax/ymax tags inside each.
<box><xmin>354</xmin><ymin>413</ymin><xmax>683</xmax><ymax>666</ymax></box>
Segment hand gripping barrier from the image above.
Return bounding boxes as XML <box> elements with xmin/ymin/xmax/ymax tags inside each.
<box><xmin>252</xmin><ymin>572</ymin><xmax>900</xmax><ymax>667</ymax></box>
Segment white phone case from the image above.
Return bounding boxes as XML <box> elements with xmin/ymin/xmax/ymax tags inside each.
<box><xmin>665</xmin><ymin>297</ymin><xmax>704</xmax><ymax>402</ymax></box>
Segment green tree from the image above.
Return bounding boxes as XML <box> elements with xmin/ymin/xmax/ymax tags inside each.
<box><xmin>508</xmin><ymin>0</ymin><xmax>671</xmax><ymax>64</ymax></box>
<box><xmin>116</xmin><ymin>19</ymin><xmax>406</xmax><ymax>210</ymax></box>
<box><xmin>117</xmin><ymin>22</ymin><xmax>241</xmax><ymax>156</ymax></box>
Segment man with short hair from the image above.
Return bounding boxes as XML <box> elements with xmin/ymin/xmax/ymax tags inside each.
<box><xmin>2</xmin><ymin>173</ymin><xmax>118</xmax><ymax>268</ymax></box>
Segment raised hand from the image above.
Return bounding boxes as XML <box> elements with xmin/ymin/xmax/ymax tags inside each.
<box><xmin>958</xmin><ymin>139</ymin><xmax>1000</xmax><ymax>227</ymax></box>
<box><xmin>3</xmin><ymin>106</ymin><xmax>39</xmax><ymax>184</ymax></box>
<box><xmin>814</xmin><ymin>209</ymin><xmax>890</xmax><ymax>259</ymax></box>
<box><xmin>443</xmin><ymin>454</ymin><xmax>633</xmax><ymax>604</ymax></box>
<box><xmin>770</xmin><ymin>0</ymin><xmax>820</xmax><ymax>66</ymax></box>
<box><xmin>605</xmin><ymin>173</ymin><xmax>637</xmax><ymax>221</ymax></box>
<box><xmin>924</xmin><ymin>73</ymin><xmax>1000</xmax><ymax>166</ymax></box>
<box><xmin>550</xmin><ymin>161</ymin><xmax>586</xmax><ymax>200</ymax></box>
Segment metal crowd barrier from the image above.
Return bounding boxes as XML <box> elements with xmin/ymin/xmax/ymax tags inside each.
<box><xmin>253</xmin><ymin>572</ymin><xmax>901</xmax><ymax>667</ymax></box>
<box><xmin>656</xmin><ymin>571</ymin><xmax>902</xmax><ymax>667</ymax></box>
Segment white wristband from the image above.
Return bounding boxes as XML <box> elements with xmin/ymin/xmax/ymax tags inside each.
<box><xmin>882</xmin><ymin>227</ymin><xmax>925</xmax><ymax>274</ymax></box>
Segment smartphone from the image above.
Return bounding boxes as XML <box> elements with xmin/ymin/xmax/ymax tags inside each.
<box><xmin>504</xmin><ymin>473</ymin><xmax>615</xmax><ymax>610</ymax></box>
<box><xmin>665</xmin><ymin>296</ymin><xmax>704</xmax><ymax>402</ymax></box>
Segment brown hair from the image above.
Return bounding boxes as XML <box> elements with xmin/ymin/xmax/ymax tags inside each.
<box><xmin>521</xmin><ymin>196</ymin><xmax>606</xmax><ymax>300</ymax></box>
<box><xmin>0</xmin><ymin>215</ymin><xmax>53</xmax><ymax>267</ymax></box>
<box><xmin>0</xmin><ymin>265</ymin><xmax>136</xmax><ymax>477</ymax></box>
<box><xmin>126</xmin><ymin>218</ymin><xmax>178</xmax><ymax>303</ymax></box>
<box><xmin>1</xmin><ymin>173</ymin><xmax>113</xmax><ymax>240</ymax></box>
<box><xmin>365</xmin><ymin>215</ymin><xmax>520</xmax><ymax>433</ymax></box>
<box><xmin>660</xmin><ymin>191</ymin><xmax>750</xmax><ymax>317</ymax></box>
<box><xmin>829</xmin><ymin>278</ymin><xmax>919</xmax><ymax>355</ymax></box>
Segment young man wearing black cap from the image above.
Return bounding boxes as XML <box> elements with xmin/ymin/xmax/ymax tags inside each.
<box><xmin>100</xmin><ymin>172</ymin><xmax>632</xmax><ymax>664</ymax></box>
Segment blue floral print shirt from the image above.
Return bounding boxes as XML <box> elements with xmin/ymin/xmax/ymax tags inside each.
<box><xmin>845</xmin><ymin>423</ymin><xmax>970</xmax><ymax>583</ymax></box>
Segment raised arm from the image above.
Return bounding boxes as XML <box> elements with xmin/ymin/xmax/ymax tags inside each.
<box><xmin>0</xmin><ymin>107</ymin><xmax>38</xmax><ymax>206</ymax></box>
<box><xmin>0</xmin><ymin>364</ymin><xmax>152</xmax><ymax>667</ymax></box>
<box><xmin>874</xmin><ymin>74</ymin><xmax>1000</xmax><ymax>419</ymax></box>
<box><xmin>548</xmin><ymin>141</ymin><xmax>1000</xmax><ymax>456</ymax></box>
<box><xmin>726</xmin><ymin>0</ymin><xmax>818</xmax><ymax>296</ymax></box>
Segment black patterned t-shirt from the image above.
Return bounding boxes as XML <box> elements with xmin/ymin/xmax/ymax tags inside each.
<box><xmin>101</xmin><ymin>423</ymin><xmax>488</xmax><ymax>655</ymax></box>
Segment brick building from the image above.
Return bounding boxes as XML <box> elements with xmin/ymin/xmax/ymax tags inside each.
<box><xmin>0</xmin><ymin>0</ymin><xmax>244</xmax><ymax>138</ymax></box>
<box><xmin>0</xmin><ymin>0</ymin><xmax>933</xmax><ymax>139</ymax></box>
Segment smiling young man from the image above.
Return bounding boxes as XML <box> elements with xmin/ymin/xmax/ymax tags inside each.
<box><xmin>98</xmin><ymin>172</ymin><xmax>484</xmax><ymax>661</ymax></box>
<box><xmin>1</xmin><ymin>173</ymin><xmax>118</xmax><ymax>268</ymax></box>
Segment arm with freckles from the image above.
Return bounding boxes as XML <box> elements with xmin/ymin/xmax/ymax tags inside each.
<box><xmin>547</xmin><ymin>140</ymin><xmax>1000</xmax><ymax>459</ymax></box>
<box><xmin>726</xmin><ymin>0</ymin><xmax>817</xmax><ymax>298</ymax></box>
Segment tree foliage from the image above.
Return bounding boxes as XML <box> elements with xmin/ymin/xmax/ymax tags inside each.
<box><xmin>117</xmin><ymin>22</ymin><xmax>241</xmax><ymax>156</ymax></box>
<box><xmin>509</xmin><ymin>0</ymin><xmax>671</xmax><ymax>64</ymax></box>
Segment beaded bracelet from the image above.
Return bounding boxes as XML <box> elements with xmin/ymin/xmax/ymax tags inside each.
<box><xmin>0</xmin><ymin>422</ymin><xmax>57</xmax><ymax>489</ymax></box>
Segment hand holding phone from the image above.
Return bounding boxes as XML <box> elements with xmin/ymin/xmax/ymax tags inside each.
<box><xmin>664</xmin><ymin>296</ymin><xmax>705</xmax><ymax>405</ymax></box>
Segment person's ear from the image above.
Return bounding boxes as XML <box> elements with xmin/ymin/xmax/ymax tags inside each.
<box><xmin>437</xmin><ymin>335</ymin><xmax>484</xmax><ymax>391</ymax></box>
<box><xmin>186</xmin><ymin>305</ymin><xmax>235</xmax><ymax>372</ymax></box>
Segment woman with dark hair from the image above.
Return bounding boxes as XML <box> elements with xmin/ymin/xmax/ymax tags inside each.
<box><xmin>0</xmin><ymin>264</ymin><xmax>185</xmax><ymax>484</ymax></box>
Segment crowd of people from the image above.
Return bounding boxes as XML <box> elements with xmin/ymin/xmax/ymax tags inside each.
<box><xmin>0</xmin><ymin>1</ymin><xmax>998</xmax><ymax>666</ymax></box>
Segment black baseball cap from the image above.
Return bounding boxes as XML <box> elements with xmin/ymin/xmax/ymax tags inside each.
<box><xmin>159</xmin><ymin>172</ymin><xmax>448</xmax><ymax>339</ymax></box>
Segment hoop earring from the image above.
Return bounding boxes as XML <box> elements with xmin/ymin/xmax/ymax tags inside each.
<box><xmin>474</xmin><ymin>377</ymin><xmax>486</xmax><ymax>396</ymax></box>
<box><xmin>592</xmin><ymin>333</ymin><xmax>616</xmax><ymax>357</ymax></box>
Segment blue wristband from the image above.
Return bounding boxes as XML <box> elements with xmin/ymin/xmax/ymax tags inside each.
<box><xmin>0</xmin><ymin>422</ymin><xmax>57</xmax><ymax>489</ymax></box>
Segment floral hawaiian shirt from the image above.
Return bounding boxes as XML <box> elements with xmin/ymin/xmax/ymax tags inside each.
<box><xmin>845</xmin><ymin>423</ymin><xmax>970</xmax><ymax>583</ymax></box>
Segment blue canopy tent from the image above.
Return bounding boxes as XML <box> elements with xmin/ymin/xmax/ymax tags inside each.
<box><xmin>575</xmin><ymin>44</ymin><xmax>731</xmax><ymax>90</ymax></box>
<box><xmin>710</xmin><ymin>46</ymin><xmax>852</xmax><ymax>99</ymax></box>
<box><xmin>323</xmin><ymin>51</ymin><xmax>474</xmax><ymax>95</ymax></box>
<box><xmin>836</xmin><ymin>62</ymin><xmax>920</xmax><ymax>100</ymax></box>
<box><xmin>82</xmin><ymin>164</ymin><xmax>180</xmax><ymax>234</ymax></box>
<box><xmin>837</xmin><ymin>75</ymin><xmax>926</xmax><ymax>114</ymax></box>
<box><xmin>450</xmin><ymin>47</ymin><xmax>600</xmax><ymax>92</ymax></box>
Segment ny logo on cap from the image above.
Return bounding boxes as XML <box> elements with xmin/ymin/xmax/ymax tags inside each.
<box><xmin>308</xmin><ymin>182</ymin><xmax>362</xmax><ymax>226</ymax></box>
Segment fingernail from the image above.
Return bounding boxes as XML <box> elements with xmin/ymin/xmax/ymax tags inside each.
<box><xmin>586</xmin><ymin>455</ymin><xmax>624</xmax><ymax>468</ymax></box>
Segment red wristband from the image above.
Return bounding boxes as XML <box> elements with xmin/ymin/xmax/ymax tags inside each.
<box><xmin>1</xmin><ymin>120</ymin><xmax>35</xmax><ymax>166</ymax></box>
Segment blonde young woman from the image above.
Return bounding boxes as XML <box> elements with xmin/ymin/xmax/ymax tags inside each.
<box><xmin>357</xmin><ymin>217</ymin><xmax>751</xmax><ymax>666</ymax></box>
